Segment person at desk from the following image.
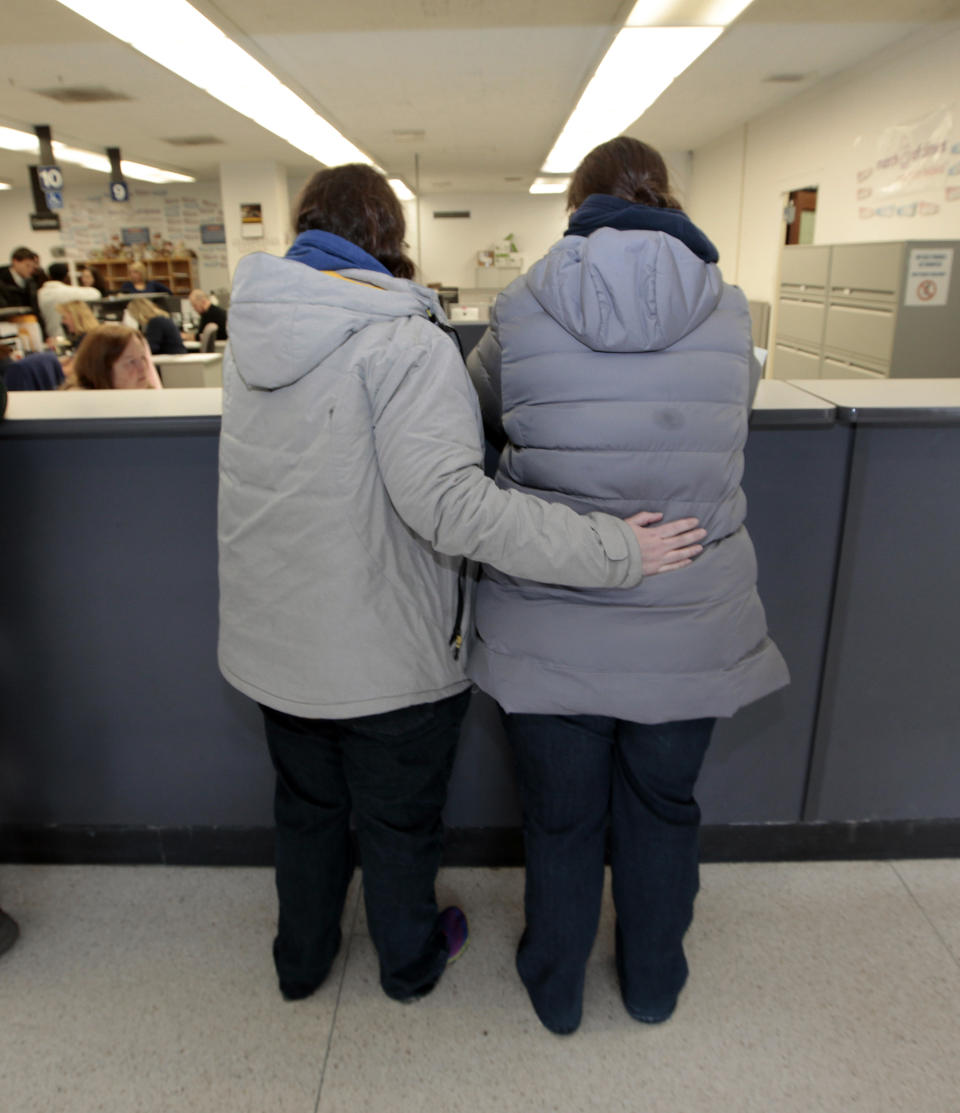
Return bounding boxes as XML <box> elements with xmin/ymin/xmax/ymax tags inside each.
<box><xmin>0</xmin><ymin>247</ymin><xmax>43</xmax><ymax>323</ymax></box>
<box><xmin>127</xmin><ymin>298</ymin><xmax>186</xmax><ymax>355</ymax></box>
<box><xmin>118</xmin><ymin>262</ymin><xmax>171</xmax><ymax>295</ymax></box>
<box><xmin>57</xmin><ymin>300</ymin><xmax>100</xmax><ymax>351</ymax></box>
<box><xmin>78</xmin><ymin>265</ymin><xmax>109</xmax><ymax>297</ymax></box>
<box><xmin>187</xmin><ymin>289</ymin><xmax>228</xmax><ymax>341</ymax></box>
<box><xmin>38</xmin><ymin>263</ymin><xmax>101</xmax><ymax>340</ymax></box>
<box><xmin>66</xmin><ymin>324</ymin><xmax>162</xmax><ymax>390</ymax></box>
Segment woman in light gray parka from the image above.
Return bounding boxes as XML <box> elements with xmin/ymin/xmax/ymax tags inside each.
<box><xmin>217</xmin><ymin>164</ymin><xmax>705</xmax><ymax>1008</ymax></box>
<box><xmin>466</xmin><ymin>138</ymin><xmax>789</xmax><ymax>1034</ymax></box>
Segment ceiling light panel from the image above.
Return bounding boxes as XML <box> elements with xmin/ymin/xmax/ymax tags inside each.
<box><xmin>626</xmin><ymin>0</ymin><xmax>754</xmax><ymax>26</ymax></box>
<box><xmin>541</xmin><ymin>0</ymin><xmax>756</xmax><ymax>174</ymax></box>
<box><xmin>389</xmin><ymin>178</ymin><xmax>415</xmax><ymax>201</ymax></box>
<box><xmin>54</xmin><ymin>0</ymin><xmax>377</xmax><ymax>169</ymax></box>
<box><xmin>542</xmin><ymin>27</ymin><xmax>722</xmax><ymax>173</ymax></box>
<box><xmin>529</xmin><ymin>177</ymin><xmax>570</xmax><ymax>194</ymax></box>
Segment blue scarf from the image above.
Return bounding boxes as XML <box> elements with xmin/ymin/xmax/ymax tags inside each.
<box><xmin>285</xmin><ymin>229</ymin><xmax>391</xmax><ymax>276</ymax></box>
<box><xmin>565</xmin><ymin>194</ymin><xmax>719</xmax><ymax>264</ymax></box>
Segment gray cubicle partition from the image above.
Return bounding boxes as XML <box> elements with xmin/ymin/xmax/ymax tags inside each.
<box><xmin>802</xmin><ymin>385</ymin><xmax>960</xmax><ymax>821</ymax></box>
<box><xmin>0</xmin><ymin>423</ymin><xmax>272</xmax><ymax>840</ymax></box>
<box><xmin>697</xmin><ymin>419</ymin><xmax>849</xmax><ymax>823</ymax></box>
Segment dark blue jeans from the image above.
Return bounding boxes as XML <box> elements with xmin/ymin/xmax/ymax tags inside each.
<box><xmin>261</xmin><ymin>689</ymin><xmax>470</xmax><ymax>1001</ymax></box>
<box><xmin>504</xmin><ymin>712</ymin><xmax>715</xmax><ymax>1033</ymax></box>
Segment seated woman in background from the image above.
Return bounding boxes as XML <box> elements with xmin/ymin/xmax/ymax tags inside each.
<box><xmin>78</xmin><ymin>265</ymin><xmax>109</xmax><ymax>297</ymax></box>
<box><xmin>119</xmin><ymin>262</ymin><xmax>171</xmax><ymax>295</ymax></box>
<box><xmin>66</xmin><ymin>324</ymin><xmax>162</xmax><ymax>390</ymax></box>
<box><xmin>57</xmin><ymin>299</ymin><xmax>100</xmax><ymax>349</ymax></box>
<box><xmin>127</xmin><ymin>297</ymin><xmax>186</xmax><ymax>355</ymax></box>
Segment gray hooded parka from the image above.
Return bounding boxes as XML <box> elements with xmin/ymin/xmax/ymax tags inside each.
<box><xmin>217</xmin><ymin>253</ymin><xmax>654</xmax><ymax>720</ymax></box>
<box><xmin>466</xmin><ymin>226</ymin><xmax>789</xmax><ymax>722</ymax></box>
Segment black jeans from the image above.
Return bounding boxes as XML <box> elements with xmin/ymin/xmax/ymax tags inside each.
<box><xmin>504</xmin><ymin>712</ymin><xmax>715</xmax><ymax>1033</ymax></box>
<box><xmin>260</xmin><ymin>689</ymin><xmax>470</xmax><ymax>1001</ymax></box>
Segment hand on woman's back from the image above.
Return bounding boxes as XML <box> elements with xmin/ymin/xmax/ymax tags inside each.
<box><xmin>625</xmin><ymin>511</ymin><xmax>706</xmax><ymax>575</ymax></box>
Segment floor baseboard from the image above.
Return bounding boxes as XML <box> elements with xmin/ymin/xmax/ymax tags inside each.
<box><xmin>2</xmin><ymin>819</ymin><xmax>959</xmax><ymax>867</ymax></box>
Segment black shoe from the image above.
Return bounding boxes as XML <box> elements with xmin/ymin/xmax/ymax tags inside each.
<box><xmin>279</xmin><ymin>977</ymin><xmax>325</xmax><ymax>1002</ymax></box>
<box><xmin>274</xmin><ymin>934</ymin><xmax>337</xmax><ymax>1002</ymax></box>
<box><xmin>0</xmin><ymin>909</ymin><xmax>19</xmax><ymax>958</ymax></box>
<box><xmin>624</xmin><ymin>1000</ymin><xmax>677</xmax><ymax>1025</ymax></box>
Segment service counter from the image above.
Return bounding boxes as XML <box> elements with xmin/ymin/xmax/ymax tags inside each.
<box><xmin>1</xmin><ymin>379</ymin><xmax>958</xmax><ymax>865</ymax></box>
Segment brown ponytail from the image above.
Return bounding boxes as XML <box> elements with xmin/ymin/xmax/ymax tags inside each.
<box><xmin>567</xmin><ymin>137</ymin><xmax>682</xmax><ymax>212</ymax></box>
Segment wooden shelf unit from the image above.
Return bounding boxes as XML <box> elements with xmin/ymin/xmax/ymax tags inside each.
<box><xmin>79</xmin><ymin>257</ymin><xmax>198</xmax><ymax>296</ymax></box>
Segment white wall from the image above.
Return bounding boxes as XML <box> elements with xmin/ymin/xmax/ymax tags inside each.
<box><xmin>220</xmin><ymin>162</ymin><xmax>290</xmax><ymax>279</ymax></box>
<box><xmin>0</xmin><ymin>187</ymin><xmax>66</xmax><ymax>265</ymax></box>
<box><xmin>409</xmin><ymin>192</ymin><xmax>566</xmax><ymax>289</ymax></box>
<box><xmin>687</xmin><ymin>22</ymin><xmax>960</xmax><ymax>305</ymax></box>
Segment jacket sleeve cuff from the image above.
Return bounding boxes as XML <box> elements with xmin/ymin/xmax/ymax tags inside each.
<box><xmin>587</xmin><ymin>513</ymin><xmax>644</xmax><ymax>587</ymax></box>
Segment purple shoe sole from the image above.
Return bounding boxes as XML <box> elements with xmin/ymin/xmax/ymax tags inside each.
<box><xmin>439</xmin><ymin>905</ymin><xmax>469</xmax><ymax>964</ymax></box>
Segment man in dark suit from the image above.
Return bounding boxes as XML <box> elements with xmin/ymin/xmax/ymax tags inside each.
<box><xmin>0</xmin><ymin>247</ymin><xmax>45</xmax><ymax>337</ymax></box>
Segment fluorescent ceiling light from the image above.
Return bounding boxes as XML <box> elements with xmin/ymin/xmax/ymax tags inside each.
<box><xmin>389</xmin><ymin>178</ymin><xmax>415</xmax><ymax>202</ymax></box>
<box><xmin>542</xmin><ymin>0</ymin><xmax>755</xmax><ymax>174</ymax></box>
<box><xmin>0</xmin><ymin>182</ymin><xmax>12</xmax><ymax>191</ymax></box>
<box><xmin>54</xmin><ymin>0</ymin><xmax>378</xmax><ymax>170</ymax></box>
<box><xmin>0</xmin><ymin>127</ymin><xmax>39</xmax><ymax>153</ymax></box>
<box><xmin>543</xmin><ymin>27</ymin><xmax>721</xmax><ymax>173</ymax></box>
<box><xmin>529</xmin><ymin>177</ymin><xmax>570</xmax><ymax>195</ymax></box>
<box><xmin>0</xmin><ymin>126</ymin><xmax>193</xmax><ymax>183</ymax></box>
<box><xmin>626</xmin><ymin>0</ymin><xmax>754</xmax><ymax>25</ymax></box>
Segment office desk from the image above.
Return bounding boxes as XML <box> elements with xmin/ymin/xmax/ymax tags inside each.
<box><xmin>182</xmin><ymin>339</ymin><xmax>229</xmax><ymax>353</ymax></box>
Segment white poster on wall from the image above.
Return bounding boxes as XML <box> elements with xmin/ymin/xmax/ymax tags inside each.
<box><xmin>854</xmin><ymin>105</ymin><xmax>959</xmax><ymax>220</ymax></box>
<box><xmin>903</xmin><ymin>247</ymin><xmax>953</xmax><ymax>306</ymax></box>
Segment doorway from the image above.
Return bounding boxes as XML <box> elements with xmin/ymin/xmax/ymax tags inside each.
<box><xmin>784</xmin><ymin>187</ymin><xmax>818</xmax><ymax>245</ymax></box>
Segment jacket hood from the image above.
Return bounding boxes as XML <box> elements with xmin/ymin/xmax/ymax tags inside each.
<box><xmin>227</xmin><ymin>251</ymin><xmax>444</xmax><ymax>390</ymax></box>
<box><xmin>524</xmin><ymin>227</ymin><xmax>724</xmax><ymax>353</ymax></box>
<box><xmin>285</xmin><ymin>229</ymin><xmax>392</xmax><ymax>276</ymax></box>
<box><xmin>565</xmin><ymin>195</ymin><xmax>719</xmax><ymax>263</ymax></box>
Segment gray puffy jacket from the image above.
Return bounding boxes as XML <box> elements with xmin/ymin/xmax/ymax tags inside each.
<box><xmin>217</xmin><ymin>253</ymin><xmax>650</xmax><ymax>719</ymax></box>
<box><xmin>466</xmin><ymin>227</ymin><xmax>789</xmax><ymax>722</ymax></box>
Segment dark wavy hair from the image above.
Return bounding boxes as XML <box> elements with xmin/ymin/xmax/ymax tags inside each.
<box><xmin>293</xmin><ymin>164</ymin><xmax>415</xmax><ymax>279</ymax></box>
<box><xmin>567</xmin><ymin>137</ymin><xmax>683</xmax><ymax>212</ymax></box>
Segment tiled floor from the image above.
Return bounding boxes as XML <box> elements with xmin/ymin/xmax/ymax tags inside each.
<box><xmin>1</xmin><ymin>860</ymin><xmax>959</xmax><ymax>1112</ymax></box>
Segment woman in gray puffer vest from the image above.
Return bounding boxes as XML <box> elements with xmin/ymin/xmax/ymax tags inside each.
<box><xmin>466</xmin><ymin>138</ymin><xmax>789</xmax><ymax>1035</ymax></box>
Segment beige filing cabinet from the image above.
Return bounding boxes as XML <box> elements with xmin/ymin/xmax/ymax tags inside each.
<box><xmin>772</xmin><ymin>241</ymin><xmax>960</xmax><ymax>379</ymax></box>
